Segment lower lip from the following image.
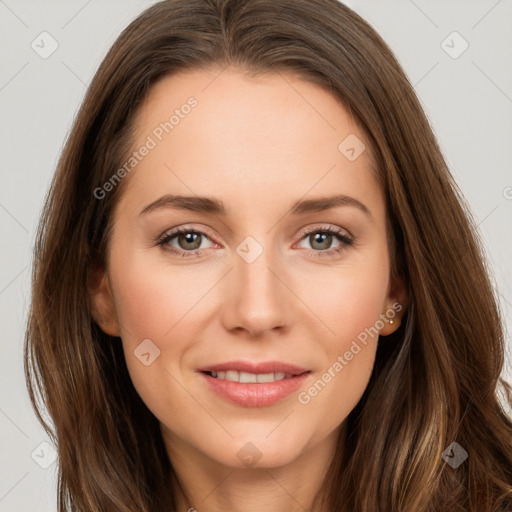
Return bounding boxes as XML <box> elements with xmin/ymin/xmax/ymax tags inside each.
<box><xmin>199</xmin><ymin>371</ymin><xmax>310</xmax><ymax>407</ymax></box>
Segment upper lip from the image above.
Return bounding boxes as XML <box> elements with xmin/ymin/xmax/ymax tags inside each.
<box><xmin>197</xmin><ymin>360</ymin><xmax>310</xmax><ymax>376</ymax></box>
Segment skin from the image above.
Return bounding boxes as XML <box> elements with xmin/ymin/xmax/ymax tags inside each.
<box><xmin>90</xmin><ymin>67</ymin><xmax>407</xmax><ymax>512</ymax></box>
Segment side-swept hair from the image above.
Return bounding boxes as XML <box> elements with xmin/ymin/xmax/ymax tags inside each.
<box><xmin>24</xmin><ymin>1</ymin><xmax>512</xmax><ymax>510</ymax></box>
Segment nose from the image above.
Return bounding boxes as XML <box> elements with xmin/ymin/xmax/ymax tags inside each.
<box><xmin>220</xmin><ymin>243</ymin><xmax>292</xmax><ymax>338</ymax></box>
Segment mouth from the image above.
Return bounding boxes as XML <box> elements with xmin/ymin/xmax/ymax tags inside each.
<box><xmin>197</xmin><ymin>363</ymin><xmax>312</xmax><ymax>407</ymax></box>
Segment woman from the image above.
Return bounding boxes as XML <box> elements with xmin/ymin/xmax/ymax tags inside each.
<box><xmin>24</xmin><ymin>0</ymin><xmax>512</xmax><ymax>510</ymax></box>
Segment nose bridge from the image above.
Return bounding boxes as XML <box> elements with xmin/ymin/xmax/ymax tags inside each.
<box><xmin>222</xmin><ymin>234</ymin><xmax>291</xmax><ymax>335</ymax></box>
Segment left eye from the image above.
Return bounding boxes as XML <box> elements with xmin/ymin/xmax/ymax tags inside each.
<box><xmin>297</xmin><ymin>230</ymin><xmax>345</xmax><ymax>251</ymax></box>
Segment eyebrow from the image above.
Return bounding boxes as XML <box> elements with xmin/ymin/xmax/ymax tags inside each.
<box><xmin>139</xmin><ymin>194</ymin><xmax>373</xmax><ymax>220</ymax></box>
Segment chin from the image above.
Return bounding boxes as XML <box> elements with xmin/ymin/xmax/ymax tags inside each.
<box><xmin>207</xmin><ymin>430</ymin><xmax>311</xmax><ymax>469</ymax></box>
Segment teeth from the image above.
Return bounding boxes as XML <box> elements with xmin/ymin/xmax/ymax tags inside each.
<box><xmin>208</xmin><ymin>370</ymin><xmax>292</xmax><ymax>383</ymax></box>
<box><xmin>227</xmin><ymin>370</ymin><xmax>242</xmax><ymax>382</ymax></box>
<box><xmin>239</xmin><ymin>371</ymin><xmax>257</xmax><ymax>383</ymax></box>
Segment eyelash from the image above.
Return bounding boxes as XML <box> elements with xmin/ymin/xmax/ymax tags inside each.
<box><xmin>156</xmin><ymin>225</ymin><xmax>354</xmax><ymax>259</ymax></box>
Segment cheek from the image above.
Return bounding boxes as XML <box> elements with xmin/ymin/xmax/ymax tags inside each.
<box><xmin>309</xmin><ymin>277</ymin><xmax>385</xmax><ymax>370</ymax></box>
<box><xmin>109</xmin><ymin>250</ymin><xmax>231</xmax><ymax>403</ymax></box>
<box><xmin>295</xmin><ymin>282</ymin><xmax>384</xmax><ymax>436</ymax></box>
<box><xmin>109</xmin><ymin>252</ymin><xmax>210</xmax><ymax>415</ymax></box>
<box><xmin>293</xmin><ymin>250</ymin><xmax>389</xmax><ymax>421</ymax></box>
<box><xmin>110</xmin><ymin>252</ymin><xmax>215</xmax><ymax>342</ymax></box>
<box><xmin>301</xmin><ymin>249</ymin><xmax>390</xmax><ymax>349</ymax></box>
<box><xmin>326</xmin><ymin>273</ymin><xmax>388</xmax><ymax>342</ymax></box>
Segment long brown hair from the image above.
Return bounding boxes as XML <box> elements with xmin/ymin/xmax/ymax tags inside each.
<box><xmin>24</xmin><ymin>0</ymin><xmax>512</xmax><ymax>510</ymax></box>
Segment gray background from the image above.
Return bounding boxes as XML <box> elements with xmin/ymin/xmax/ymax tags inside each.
<box><xmin>1</xmin><ymin>1</ymin><xmax>511</xmax><ymax>510</ymax></box>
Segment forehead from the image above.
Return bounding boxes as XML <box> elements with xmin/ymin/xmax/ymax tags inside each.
<box><xmin>117</xmin><ymin>67</ymin><xmax>383</xmax><ymax>222</ymax></box>
<box><xmin>135</xmin><ymin>67</ymin><xmax>368</xmax><ymax>158</ymax></box>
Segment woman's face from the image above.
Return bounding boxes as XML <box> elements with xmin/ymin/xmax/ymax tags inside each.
<box><xmin>91</xmin><ymin>67</ymin><xmax>405</xmax><ymax>469</ymax></box>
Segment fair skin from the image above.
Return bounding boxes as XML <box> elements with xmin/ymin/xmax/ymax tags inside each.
<box><xmin>90</xmin><ymin>67</ymin><xmax>407</xmax><ymax>512</ymax></box>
